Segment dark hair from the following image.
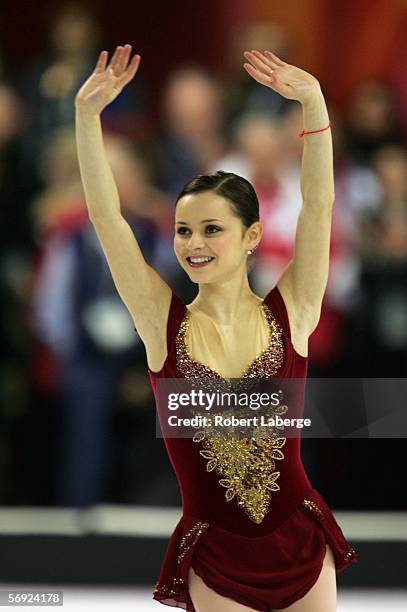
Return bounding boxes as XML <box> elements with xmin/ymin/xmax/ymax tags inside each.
<box><xmin>175</xmin><ymin>171</ymin><xmax>259</xmax><ymax>234</ymax></box>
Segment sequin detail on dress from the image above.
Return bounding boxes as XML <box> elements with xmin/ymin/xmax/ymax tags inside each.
<box><xmin>154</xmin><ymin>521</ymin><xmax>209</xmax><ymax>600</ymax></box>
<box><xmin>175</xmin><ymin>301</ymin><xmax>285</xmax><ymax>524</ymax></box>
<box><xmin>302</xmin><ymin>499</ymin><xmax>325</xmax><ymax>520</ymax></box>
<box><xmin>178</xmin><ymin>521</ymin><xmax>210</xmax><ymax>563</ymax></box>
<box><xmin>195</xmin><ymin>428</ymin><xmax>286</xmax><ymax>524</ymax></box>
<box><xmin>302</xmin><ymin>499</ymin><xmax>357</xmax><ymax>563</ymax></box>
<box><xmin>175</xmin><ymin>302</ymin><xmax>284</xmax><ymax>381</ymax></box>
<box><xmin>153</xmin><ymin>577</ymin><xmax>185</xmax><ymax>598</ymax></box>
<box><xmin>344</xmin><ymin>548</ymin><xmax>356</xmax><ymax>561</ymax></box>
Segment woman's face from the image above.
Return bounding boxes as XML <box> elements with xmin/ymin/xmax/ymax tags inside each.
<box><xmin>174</xmin><ymin>191</ymin><xmax>258</xmax><ymax>283</ymax></box>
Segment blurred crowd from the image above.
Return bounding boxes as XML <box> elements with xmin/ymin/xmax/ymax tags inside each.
<box><xmin>1</xmin><ymin>4</ymin><xmax>406</xmax><ymax>510</ymax></box>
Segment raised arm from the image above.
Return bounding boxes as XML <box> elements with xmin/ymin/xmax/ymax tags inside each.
<box><xmin>75</xmin><ymin>44</ymin><xmax>172</xmax><ymax>367</ymax></box>
<box><xmin>243</xmin><ymin>50</ymin><xmax>334</xmax><ymax>355</ymax></box>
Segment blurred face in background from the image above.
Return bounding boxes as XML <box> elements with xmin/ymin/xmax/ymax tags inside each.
<box><xmin>49</xmin><ymin>7</ymin><xmax>100</xmax><ymax>57</ymax></box>
<box><xmin>106</xmin><ymin>136</ymin><xmax>150</xmax><ymax>210</ymax></box>
<box><xmin>0</xmin><ymin>84</ymin><xmax>23</xmax><ymax>144</ymax></box>
<box><xmin>163</xmin><ymin>70</ymin><xmax>222</xmax><ymax>143</ymax></box>
<box><xmin>224</xmin><ymin>20</ymin><xmax>294</xmax><ymax>77</ymax></box>
<box><xmin>373</xmin><ymin>145</ymin><xmax>407</xmax><ymax>199</ymax></box>
<box><xmin>40</xmin><ymin>128</ymin><xmax>80</xmax><ymax>187</ymax></box>
<box><xmin>234</xmin><ymin>115</ymin><xmax>284</xmax><ymax>183</ymax></box>
<box><xmin>348</xmin><ymin>80</ymin><xmax>398</xmax><ymax>136</ymax></box>
<box><xmin>371</xmin><ymin>145</ymin><xmax>407</xmax><ymax>257</ymax></box>
<box><xmin>174</xmin><ymin>191</ymin><xmax>259</xmax><ymax>284</ymax></box>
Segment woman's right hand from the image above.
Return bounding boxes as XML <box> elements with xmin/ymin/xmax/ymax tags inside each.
<box><xmin>75</xmin><ymin>44</ymin><xmax>141</xmax><ymax>116</ymax></box>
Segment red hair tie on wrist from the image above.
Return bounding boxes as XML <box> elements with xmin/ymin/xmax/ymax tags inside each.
<box><xmin>299</xmin><ymin>122</ymin><xmax>331</xmax><ymax>138</ymax></box>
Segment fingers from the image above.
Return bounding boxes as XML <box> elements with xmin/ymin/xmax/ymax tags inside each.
<box><xmin>244</xmin><ymin>62</ymin><xmax>292</xmax><ymax>97</ymax></box>
<box><xmin>109</xmin><ymin>45</ymin><xmax>131</xmax><ymax>76</ymax></box>
<box><xmin>127</xmin><ymin>54</ymin><xmax>141</xmax><ymax>77</ymax></box>
<box><xmin>96</xmin><ymin>44</ymin><xmax>138</xmax><ymax>82</ymax></box>
<box><xmin>109</xmin><ymin>45</ymin><xmax>124</xmax><ymax>74</ymax></box>
<box><xmin>94</xmin><ymin>50</ymin><xmax>108</xmax><ymax>74</ymax></box>
<box><xmin>243</xmin><ymin>48</ymin><xmax>290</xmax><ymax>92</ymax></box>
<box><xmin>252</xmin><ymin>49</ymin><xmax>282</xmax><ymax>71</ymax></box>
<box><xmin>244</xmin><ymin>51</ymin><xmax>272</xmax><ymax>76</ymax></box>
<box><xmin>243</xmin><ymin>63</ymin><xmax>274</xmax><ymax>88</ymax></box>
<box><xmin>264</xmin><ymin>50</ymin><xmax>286</xmax><ymax>67</ymax></box>
<box><xmin>107</xmin><ymin>44</ymin><xmax>137</xmax><ymax>77</ymax></box>
<box><xmin>117</xmin><ymin>54</ymin><xmax>141</xmax><ymax>88</ymax></box>
<box><xmin>117</xmin><ymin>44</ymin><xmax>132</xmax><ymax>73</ymax></box>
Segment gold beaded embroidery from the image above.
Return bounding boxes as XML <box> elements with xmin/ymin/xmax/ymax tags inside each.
<box><xmin>153</xmin><ymin>522</ymin><xmax>209</xmax><ymax>600</ymax></box>
<box><xmin>175</xmin><ymin>301</ymin><xmax>286</xmax><ymax>524</ymax></box>
<box><xmin>344</xmin><ymin>547</ymin><xmax>356</xmax><ymax>560</ymax></box>
<box><xmin>196</xmin><ymin>427</ymin><xmax>286</xmax><ymax>524</ymax></box>
<box><xmin>302</xmin><ymin>501</ymin><xmax>356</xmax><ymax>564</ymax></box>
<box><xmin>302</xmin><ymin>499</ymin><xmax>325</xmax><ymax>520</ymax></box>
<box><xmin>177</xmin><ymin>521</ymin><xmax>210</xmax><ymax>564</ymax></box>
<box><xmin>175</xmin><ymin>302</ymin><xmax>284</xmax><ymax>380</ymax></box>
<box><xmin>154</xmin><ymin>576</ymin><xmax>185</xmax><ymax>597</ymax></box>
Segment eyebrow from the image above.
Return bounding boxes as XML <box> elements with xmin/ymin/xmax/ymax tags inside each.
<box><xmin>175</xmin><ymin>219</ymin><xmax>223</xmax><ymax>225</ymax></box>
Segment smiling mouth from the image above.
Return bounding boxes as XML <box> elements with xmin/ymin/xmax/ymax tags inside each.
<box><xmin>186</xmin><ymin>257</ymin><xmax>215</xmax><ymax>268</ymax></box>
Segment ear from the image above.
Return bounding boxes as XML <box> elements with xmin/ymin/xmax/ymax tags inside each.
<box><xmin>246</xmin><ymin>221</ymin><xmax>263</xmax><ymax>249</ymax></box>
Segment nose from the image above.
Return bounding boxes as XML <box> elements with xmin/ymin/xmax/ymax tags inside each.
<box><xmin>187</xmin><ymin>232</ymin><xmax>205</xmax><ymax>251</ymax></box>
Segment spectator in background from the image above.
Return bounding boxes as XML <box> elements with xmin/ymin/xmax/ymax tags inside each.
<box><xmin>0</xmin><ymin>80</ymin><xmax>30</xmax><ymax>500</ymax></box>
<box><xmin>17</xmin><ymin>2</ymin><xmax>147</xmax><ymax>201</ymax></box>
<box><xmin>0</xmin><ymin>79</ymin><xmax>27</xmax><ymax>299</ymax></box>
<box><xmin>22</xmin><ymin>129</ymin><xmax>88</xmax><ymax>506</ymax></box>
<box><xmin>351</xmin><ymin>144</ymin><xmax>407</xmax><ymax>376</ymax></box>
<box><xmin>0</xmin><ymin>82</ymin><xmax>27</xmax><ymax>255</ymax></box>
<box><xmin>215</xmin><ymin>104</ymin><xmax>361</xmax><ymax>374</ymax></box>
<box><xmin>344</xmin><ymin>79</ymin><xmax>404</xmax><ymax>167</ymax></box>
<box><xmin>31</xmin><ymin>127</ymin><xmax>86</xmax><ymax>243</ymax></box>
<box><xmin>152</xmin><ymin>66</ymin><xmax>227</xmax><ymax>197</ymax></box>
<box><xmin>105</xmin><ymin>133</ymin><xmax>198</xmax><ymax>307</ymax></box>
<box><xmin>212</xmin><ymin>112</ymin><xmax>300</xmax><ymax>292</ymax></box>
<box><xmin>150</xmin><ymin>67</ymin><xmax>228</xmax><ymax>303</ymax></box>
<box><xmin>220</xmin><ymin>20</ymin><xmax>297</xmax><ymax>132</ymax></box>
<box><xmin>29</xmin><ymin>131</ymin><xmax>167</xmax><ymax>507</ymax></box>
<box><xmin>338</xmin><ymin>143</ymin><xmax>407</xmax><ymax>510</ymax></box>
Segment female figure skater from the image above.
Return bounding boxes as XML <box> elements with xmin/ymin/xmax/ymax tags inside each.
<box><xmin>75</xmin><ymin>44</ymin><xmax>356</xmax><ymax>612</ymax></box>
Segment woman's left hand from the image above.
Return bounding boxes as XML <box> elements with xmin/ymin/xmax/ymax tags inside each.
<box><xmin>243</xmin><ymin>49</ymin><xmax>322</xmax><ymax>105</ymax></box>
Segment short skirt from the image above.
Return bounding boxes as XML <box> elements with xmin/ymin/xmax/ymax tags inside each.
<box><xmin>153</xmin><ymin>488</ymin><xmax>357</xmax><ymax>611</ymax></box>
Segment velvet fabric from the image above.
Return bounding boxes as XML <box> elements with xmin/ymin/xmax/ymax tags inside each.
<box><xmin>147</xmin><ymin>286</ymin><xmax>357</xmax><ymax>611</ymax></box>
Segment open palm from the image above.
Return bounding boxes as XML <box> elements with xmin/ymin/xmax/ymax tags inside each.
<box><xmin>75</xmin><ymin>44</ymin><xmax>141</xmax><ymax>115</ymax></box>
<box><xmin>243</xmin><ymin>50</ymin><xmax>321</xmax><ymax>104</ymax></box>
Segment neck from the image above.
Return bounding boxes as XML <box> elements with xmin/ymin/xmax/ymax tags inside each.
<box><xmin>188</xmin><ymin>275</ymin><xmax>261</xmax><ymax>324</ymax></box>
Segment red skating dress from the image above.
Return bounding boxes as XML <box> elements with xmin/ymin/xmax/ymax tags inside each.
<box><xmin>147</xmin><ymin>285</ymin><xmax>357</xmax><ymax>611</ymax></box>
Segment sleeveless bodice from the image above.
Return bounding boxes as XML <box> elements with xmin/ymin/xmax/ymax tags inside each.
<box><xmin>181</xmin><ymin>300</ymin><xmax>279</xmax><ymax>379</ymax></box>
<box><xmin>148</xmin><ymin>286</ymin><xmax>311</xmax><ymax>534</ymax></box>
